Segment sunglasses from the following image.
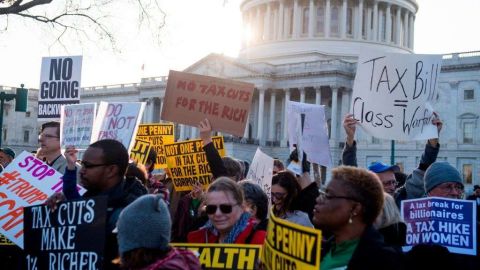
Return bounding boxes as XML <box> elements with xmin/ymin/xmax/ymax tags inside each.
<box><xmin>205</xmin><ymin>204</ymin><xmax>238</xmax><ymax>215</ymax></box>
<box><xmin>271</xmin><ymin>192</ymin><xmax>286</xmax><ymax>200</ymax></box>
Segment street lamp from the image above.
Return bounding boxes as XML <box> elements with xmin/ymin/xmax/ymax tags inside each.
<box><xmin>0</xmin><ymin>84</ymin><xmax>28</xmax><ymax>147</ymax></box>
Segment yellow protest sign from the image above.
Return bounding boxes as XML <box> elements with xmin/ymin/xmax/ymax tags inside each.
<box><xmin>0</xmin><ymin>234</ymin><xmax>14</xmax><ymax>246</ymax></box>
<box><xmin>135</xmin><ymin>123</ymin><xmax>175</xmax><ymax>169</ymax></box>
<box><xmin>261</xmin><ymin>210</ymin><xmax>322</xmax><ymax>270</ymax></box>
<box><xmin>164</xmin><ymin>136</ymin><xmax>226</xmax><ymax>191</ymax></box>
<box><xmin>172</xmin><ymin>243</ymin><xmax>261</xmax><ymax>270</ymax></box>
<box><xmin>129</xmin><ymin>139</ymin><xmax>152</xmax><ymax>165</ymax></box>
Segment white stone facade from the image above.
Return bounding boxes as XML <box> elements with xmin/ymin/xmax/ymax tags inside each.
<box><xmin>0</xmin><ymin>0</ymin><xmax>478</xmax><ymax>192</ymax></box>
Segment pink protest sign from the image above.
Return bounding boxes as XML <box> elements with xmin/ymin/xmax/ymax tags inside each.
<box><xmin>91</xmin><ymin>102</ymin><xmax>145</xmax><ymax>152</ymax></box>
<box><xmin>0</xmin><ymin>151</ymin><xmax>86</xmax><ymax>248</ymax></box>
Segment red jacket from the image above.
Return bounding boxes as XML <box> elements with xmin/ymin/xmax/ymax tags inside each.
<box><xmin>187</xmin><ymin>218</ymin><xmax>266</xmax><ymax>244</ymax></box>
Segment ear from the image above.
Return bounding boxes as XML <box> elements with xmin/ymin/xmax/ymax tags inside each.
<box><xmin>351</xmin><ymin>202</ymin><xmax>363</xmax><ymax>217</ymax></box>
<box><xmin>105</xmin><ymin>164</ymin><xmax>120</xmax><ymax>179</ymax></box>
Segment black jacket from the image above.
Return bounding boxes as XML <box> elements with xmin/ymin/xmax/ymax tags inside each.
<box><xmin>322</xmin><ymin>225</ymin><xmax>405</xmax><ymax>270</ymax></box>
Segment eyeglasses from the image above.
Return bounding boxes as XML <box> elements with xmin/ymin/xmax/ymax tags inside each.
<box><xmin>205</xmin><ymin>204</ymin><xmax>238</xmax><ymax>215</ymax></box>
<box><xmin>271</xmin><ymin>192</ymin><xmax>286</xmax><ymax>200</ymax></box>
<box><xmin>382</xmin><ymin>179</ymin><xmax>398</xmax><ymax>187</ymax></box>
<box><xmin>318</xmin><ymin>189</ymin><xmax>359</xmax><ymax>202</ymax></box>
<box><xmin>437</xmin><ymin>183</ymin><xmax>464</xmax><ymax>193</ymax></box>
<box><xmin>81</xmin><ymin>161</ymin><xmax>112</xmax><ymax>169</ymax></box>
<box><xmin>39</xmin><ymin>134</ymin><xmax>59</xmax><ymax>139</ymax></box>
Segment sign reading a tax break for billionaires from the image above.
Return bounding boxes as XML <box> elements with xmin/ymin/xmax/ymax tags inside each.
<box><xmin>401</xmin><ymin>197</ymin><xmax>477</xmax><ymax>256</ymax></box>
<box><xmin>172</xmin><ymin>243</ymin><xmax>261</xmax><ymax>270</ymax></box>
<box><xmin>164</xmin><ymin>136</ymin><xmax>226</xmax><ymax>191</ymax></box>
<box><xmin>135</xmin><ymin>123</ymin><xmax>175</xmax><ymax>169</ymax></box>
<box><xmin>261</xmin><ymin>209</ymin><xmax>322</xmax><ymax>270</ymax></box>
<box><xmin>161</xmin><ymin>70</ymin><xmax>254</xmax><ymax>137</ymax></box>
<box><xmin>351</xmin><ymin>52</ymin><xmax>442</xmax><ymax>141</ymax></box>
<box><xmin>38</xmin><ymin>56</ymin><xmax>82</xmax><ymax>119</ymax></box>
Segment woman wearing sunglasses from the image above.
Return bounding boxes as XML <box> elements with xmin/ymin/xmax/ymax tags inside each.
<box><xmin>187</xmin><ymin>177</ymin><xmax>267</xmax><ymax>244</ymax></box>
<box><xmin>313</xmin><ymin>166</ymin><xmax>404</xmax><ymax>270</ymax></box>
<box><xmin>271</xmin><ymin>171</ymin><xmax>313</xmax><ymax>227</ymax></box>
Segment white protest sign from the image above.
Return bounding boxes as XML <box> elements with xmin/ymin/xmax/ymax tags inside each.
<box><xmin>246</xmin><ymin>148</ymin><xmax>274</xmax><ymax>206</ymax></box>
<box><xmin>0</xmin><ymin>151</ymin><xmax>86</xmax><ymax>248</ymax></box>
<box><xmin>287</xmin><ymin>101</ymin><xmax>332</xmax><ymax>168</ymax></box>
<box><xmin>401</xmin><ymin>197</ymin><xmax>477</xmax><ymax>256</ymax></box>
<box><xmin>38</xmin><ymin>56</ymin><xmax>82</xmax><ymax>119</ymax></box>
<box><xmin>351</xmin><ymin>52</ymin><xmax>442</xmax><ymax>140</ymax></box>
<box><xmin>60</xmin><ymin>103</ymin><xmax>97</xmax><ymax>150</ymax></box>
<box><xmin>91</xmin><ymin>102</ymin><xmax>145</xmax><ymax>153</ymax></box>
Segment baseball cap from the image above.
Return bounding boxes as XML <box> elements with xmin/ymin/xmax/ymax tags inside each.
<box><xmin>368</xmin><ymin>161</ymin><xmax>400</xmax><ymax>173</ymax></box>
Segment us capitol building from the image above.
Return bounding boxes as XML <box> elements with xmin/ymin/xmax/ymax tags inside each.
<box><xmin>1</xmin><ymin>0</ymin><xmax>479</xmax><ymax>191</ymax></box>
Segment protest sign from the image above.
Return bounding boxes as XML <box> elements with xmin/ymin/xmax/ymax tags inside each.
<box><xmin>164</xmin><ymin>136</ymin><xmax>226</xmax><ymax>191</ymax></box>
<box><xmin>135</xmin><ymin>123</ymin><xmax>175</xmax><ymax>169</ymax></box>
<box><xmin>129</xmin><ymin>139</ymin><xmax>152</xmax><ymax>165</ymax></box>
<box><xmin>261</xmin><ymin>209</ymin><xmax>322</xmax><ymax>270</ymax></box>
<box><xmin>38</xmin><ymin>56</ymin><xmax>82</xmax><ymax>119</ymax></box>
<box><xmin>161</xmin><ymin>70</ymin><xmax>254</xmax><ymax>136</ymax></box>
<box><xmin>246</xmin><ymin>148</ymin><xmax>273</xmax><ymax>207</ymax></box>
<box><xmin>60</xmin><ymin>103</ymin><xmax>96</xmax><ymax>150</ymax></box>
<box><xmin>401</xmin><ymin>197</ymin><xmax>477</xmax><ymax>255</ymax></box>
<box><xmin>91</xmin><ymin>102</ymin><xmax>145</xmax><ymax>153</ymax></box>
<box><xmin>0</xmin><ymin>151</ymin><xmax>86</xmax><ymax>248</ymax></box>
<box><xmin>287</xmin><ymin>101</ymin><xmax>332</xmax><ymax>168</ymax></box>
<box><xmin>172</xmin><ymin>243</ymin><xmax>261</xmax><ymax>270</ymax></box>
<box><xmin>23</xmin><ymin>196</ymin><xmax>107</xmax><ymax>270</ymax></box>
<box><xmin>351</xmin><ymin>52</ymin><xmax>442</xmax><ymax>140</ymax></box>
<box><xmin>0</xmin><ymin>234</ymin><xmax>13</xmax><ymax>245</ymax></box>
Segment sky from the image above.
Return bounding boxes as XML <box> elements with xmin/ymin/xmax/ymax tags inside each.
<box><xmin>0</xmin><ymin>0</ymin><xmax>478</xmax><ymax>89</ymax></box>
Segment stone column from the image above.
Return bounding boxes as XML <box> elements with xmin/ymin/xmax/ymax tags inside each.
<box><xmin>325</xmin><ymin>0</ymin><xmax>331</xmax><ymax>38</ymax></box>
<box><xmin>293</xmin><ymin>0</ymin><xmax>299</xmax><ymax>38</ymax></box>
<box><xmin>190</xmin><ymin>127</ymin><xmax>197</xmax><ymax>139</ymax></box>
<box><xmin>278</xmin><ymin>0</ymin><xmax>285</xmax><ymax>39</ymax></box>
<box><xmin>366</xmin><ymin>6</ymin><xmax>372</xmax><ymax>40</ymax></box>
<box><xmin>315</xmin><ymin>87</ymin><xmax>322</xmax><ymax>105</ymax></box>
<box><xmin>148</xmin><ymin>98</ymin><xmax>155</xmax><ymax>123</ymax></box>
<box><xmin>373</xmin><ymin>0</ymin><xmax>378</xmax><ymax>41</ymax></box>
<box><xmin>340</xmin><ymin>89</ymin><xmax>350</xmax><ymax>138</ymax></box>
<box><xmin>269</xmin><ymin>91</ymin><xmax>276</xmax><ymax>141</ymax></box>
<box><xmin>282</xmin><ymin>88</ymin><xmax>291</xmax><ymax>145</ymax></box>
<box><xmin>395</xmin><ymin>7</ymin><xmax>401</xmax><ymax>45</ymax></box>
<box><xmin>142</xmin><ymin>98</ymin><xmax>149</xmax><ymax>123</ymax></box>
<box><xmin>330</xmin><ymin>87</ymin><xmax>338</xmax><ymax>140</ymax></box>
<box><xmin>257</xmin><ymin>88</ymin><xmax>265</xmax><ymax>141</ymax></box>
<box><xmin>409</xmin><ymin>15</ymin><xmax>414</xmax><ymax>49</ymax></box>
<box><xmin>300</xmin><ymin>87</ymin><xmax>306</xmax><ymax>103</ymax></box>
<box><xmin>265</xmin><ymin>3</ymin><xmax>272</xmax><ymax>40</ymax></box>
<box><xmin>403</xmin><ymin>10</ymin><xmax>409</xmax><ymax>47</ymax></box>
<box><xmin>179</xmin><ymin>124</ymin><xmax>185</xmax><ymax>140</ymax></box>
<box><xmin>386</xmin><ymin>3</ymin><xmax>392</xmax><ymax>43</ymax></box>
<box><xmin>243</xmin><ymin>112</ymin><xmax>250</xmax><ymax>139</ymax></box>
<box><xmin>308</xmin><ymin>0</ymin><xmax>316</xmax><ymax>37</ymax></box>
<box><xmin>341</xmin><ymin>0</ymin><xmax>347</xmax><ymax>38</ymax></box>
<box><xmin>357</xmin><ymin>0</ymin><xmax>364</xmax><ymax>39</ymax></box>
<box><xmin>159</xmin><ymin>98</ymin><xmax>164</xmax><ymax>122</ymax></box>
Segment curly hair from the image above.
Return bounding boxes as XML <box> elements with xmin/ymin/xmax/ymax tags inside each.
<box><xmin>332</xmin><ymin>166</ymin><xmax>384</xmax><ymax>225</ymax></box>
<box><xmin>238</xmin><ymin>180</ymin><xmax>269</xmax><ymax>221</ymax></box>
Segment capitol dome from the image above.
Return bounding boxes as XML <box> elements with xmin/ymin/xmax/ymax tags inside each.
<box><xmin>239</xmin><ymin>0</ymin><xmax>418</xmax><ymax>63</ymax></box>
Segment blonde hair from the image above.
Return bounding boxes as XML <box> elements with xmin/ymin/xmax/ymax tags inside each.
<box><xmin>375</xmin><ymin>193</ymin><xmax>404</xmax><ymax>229</ymax></box>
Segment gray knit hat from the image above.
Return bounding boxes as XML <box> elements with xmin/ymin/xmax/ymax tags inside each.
<box><xmin>424</xmin><ymin>162</ymin><xmax>463</xmax><ymax>192</ymax></box>
<box><xmin>117</xmin><ymin>194</ymin><xmax>171</xmax><ymax>255</ymax></box>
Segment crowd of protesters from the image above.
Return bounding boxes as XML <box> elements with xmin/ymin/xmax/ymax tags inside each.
<box><xmin>0</xmin><ymin>113</ymin><xmax>479</xmax><ymax>270</ymax></box>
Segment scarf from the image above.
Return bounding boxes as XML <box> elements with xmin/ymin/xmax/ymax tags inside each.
<box><xmin>204</xmin><ymin>212</ymin><xmax>251</xmax><ymax>243</ymax></box>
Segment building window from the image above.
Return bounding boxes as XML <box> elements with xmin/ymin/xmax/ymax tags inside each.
<box><xmin>331</xmin><ymin>6</ymin><xmax>339</xmax><ymax>36</ymax></box>
<box><xmin>372</xmin><ymin>137</ymin><xmax>380</xmax><ymax>144</ymax></box>
<box><xmin>463</xmin><ymin>122</ymin><xmax>474</xmax><ymax>144</ymax></box>
<box><xmin>26</xmin><ymin>111</ymin><xmax>31</xmax><ymax>117</ymax></box>
<box><xmin>462</xmin><ymin>164</ymin><xmax>473</xmax><ymax>184</ymax></box>
<box><xmin>464</xmin><ymin>89</ymin><xmax>474</xmax><ymax>100</ymax></box>
<box><xmin>346</xmin><ymin>7</ymin><xmax>353</xmax><ymax>36</ymax></box>
<box><xmin>24</xmin><ymin>130</ymin><xmax>30</xmax><ymax>143</ymax></box>
<box><xmin>302</xmin><ymin>8</ymin><xmax>309</xmax><ymax>34</ymax></box>
<box><xmin>316</xmin><ymin>6</ymin><xmax>325</xmax><ymax>34</ymax></box>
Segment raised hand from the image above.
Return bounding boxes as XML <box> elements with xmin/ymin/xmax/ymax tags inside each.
<box><xmin>198</xmin><ymin>118</ymin><xmax>213</xmax><ymax>145</ymax></box>
<box><xmin>343</xmin><ymin>114</ymin><xmax>358</xmax><ymax>146</ymax></box>
<box><xmin>64</xmin><ymin>146</ymin><xmax>78</xmax><ymax>170</ymax></box>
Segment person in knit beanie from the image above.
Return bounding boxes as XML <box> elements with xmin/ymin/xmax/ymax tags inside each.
<box><xmin>424</xmin><ymin>161</ymin><xmax>464</xmax><ymax>199</ymax></box>
<box><xmin>117</xmin><ymin>194</ymin><xmax>201</xmax><ymax>270</ymax></box>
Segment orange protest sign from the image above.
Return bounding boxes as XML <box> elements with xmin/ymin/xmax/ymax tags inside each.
<box><xmin>161</xmin><ymin>70</ymin><xmax>254</xmax><ymax>136</ymax></box>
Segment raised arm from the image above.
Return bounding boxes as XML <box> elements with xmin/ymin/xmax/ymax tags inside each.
<box><xmin>199</xmin><ymin>119</ymin><xmax>227</xmax><ymax>179</ymax></box>
<box><xmin>62</xmin><ymin>146</ymin><xmax>81</xmax><ymax>200</ymax></box>
<box><xmin>342</xmin><ymin>114</ymin><xmax>358</xmax><ymax>167</ymax></box>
